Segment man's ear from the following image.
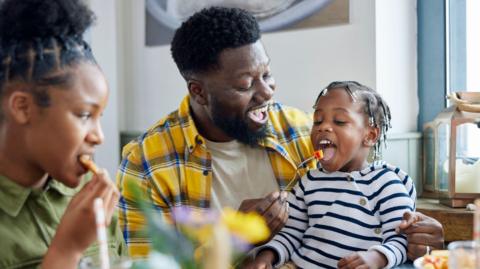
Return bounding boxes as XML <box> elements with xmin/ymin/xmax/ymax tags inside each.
<box><xmin>187</xmin><ymin>79</ymin><xmax>208</xmax><ymax>106</ymax></box>
<box><xmin>6</xmin><ymin>91</ymin><xmax>34</xmax><ymax>124</ymax></box>
<box><xmin>363</xmin><ymin>126</ymin><xmax>380</xmax><ymax>147</ymax></box>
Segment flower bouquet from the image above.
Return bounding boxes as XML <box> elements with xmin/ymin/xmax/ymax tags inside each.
<box><xmin>127</xmin><ymin>183</ymin><xmax>270</xmax><ymax>269</ymax></box>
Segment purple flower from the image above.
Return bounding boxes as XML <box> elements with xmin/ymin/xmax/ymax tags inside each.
<box><xmin>172</xmin><ymin>206</ymin><xmax>218</xmax><ymax>226</ymax></box>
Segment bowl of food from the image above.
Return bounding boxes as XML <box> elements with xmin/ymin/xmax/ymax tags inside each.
<box><xmin>413</xmin><ymin>250</ymin><xmax>449</xmax><ymax>269</ymax></box>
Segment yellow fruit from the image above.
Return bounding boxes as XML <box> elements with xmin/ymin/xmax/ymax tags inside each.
<box><xmin>423</xmin><ymin>264</ymin><xmax>435</xmax><ymax>269</ymax></box>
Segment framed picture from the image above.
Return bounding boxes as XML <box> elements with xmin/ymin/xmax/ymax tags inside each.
<box><xmin>146</xmin><ymin>0</ymin><xmax>349</xmax><ymax>46</ymax></box>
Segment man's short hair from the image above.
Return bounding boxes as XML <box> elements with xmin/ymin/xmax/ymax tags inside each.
<box><xmin>171</xmin><ymin>6</ymin><xmax>260</xmax><ymax>79</ymax></box>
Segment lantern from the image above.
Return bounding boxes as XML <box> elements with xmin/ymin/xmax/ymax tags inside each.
<box><xmin>423</xmin><ymin>92</ymin><xmax>480</xmax><ymax>207</ymax></box>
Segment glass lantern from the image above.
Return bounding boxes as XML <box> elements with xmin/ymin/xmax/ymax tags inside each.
<box><xmin>423</xmin><ymin>92</ymin><xmax>480</xmax><ymax>207</ymax></box>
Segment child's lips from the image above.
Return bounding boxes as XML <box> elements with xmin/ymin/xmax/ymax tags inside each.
<box><xmin>77</xmin><ymin>161</ymin><xmax>89</xmax><ymax>175</ymax></box>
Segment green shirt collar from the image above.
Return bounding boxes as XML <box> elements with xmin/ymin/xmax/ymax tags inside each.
<box><xmin>0</xmin><ymin>175</ymin><xmax>31</xmax><ymax>217</ymax></box>
<box><xmin>0</xmin><ymin>175</ymin><xmax>79</xmax><ymax>217</ymax></box>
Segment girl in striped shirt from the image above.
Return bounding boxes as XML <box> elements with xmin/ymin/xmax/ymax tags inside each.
<box><xmin>249</xmin><ymin>81</ymin><xmax>415</xmax><ymax>269</ymax></box>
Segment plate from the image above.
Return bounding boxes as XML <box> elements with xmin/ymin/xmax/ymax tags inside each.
<box><xmin>413</xmin><ymin>257</ymin><xmax>424</xmax><ymax>269</ymax></box>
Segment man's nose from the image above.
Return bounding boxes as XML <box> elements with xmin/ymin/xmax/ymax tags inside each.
<box><xmin>254</xmin><ymin>79</ymin><xmax>275</xmax><ymax>102</ymax></box>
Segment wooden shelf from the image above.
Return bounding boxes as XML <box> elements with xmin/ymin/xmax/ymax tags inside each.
<box><xmin>417</xmin><ymin>198</ymin><xmax>473</xmax><ymax>242</ymax></box>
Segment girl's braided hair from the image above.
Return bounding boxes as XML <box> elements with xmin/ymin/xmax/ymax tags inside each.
<box><xmin>314</xmin><ymin>81</ymin><xmax>392</xmax><ymax>159</ymax></box>
<box><xmin>0</xmin><ymin>0</ymin><xmax>96</xmax><ymax>114</ymax></box>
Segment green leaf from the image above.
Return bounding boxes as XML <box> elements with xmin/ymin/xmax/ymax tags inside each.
<box><xmin>125</xmin><ymin>180</ymin><xmax>197</xmax><ymax>266</ymax></box>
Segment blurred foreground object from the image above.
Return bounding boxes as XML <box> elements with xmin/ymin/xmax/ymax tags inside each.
<box><xmin>127</xmin><ymin>181</ymin><xmax>270</xmax><ymax>269</ymax></box>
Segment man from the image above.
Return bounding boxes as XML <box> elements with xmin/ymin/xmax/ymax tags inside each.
<box><xmin>117</xmin><ymin>6</ymin><xmax>443</xmax><ymax>260</ymax></box>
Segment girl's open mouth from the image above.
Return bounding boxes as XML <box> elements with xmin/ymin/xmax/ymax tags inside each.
<box><xmin>318</xmin><ymin>139</ymin><xmax>336</xmax><ymax>162</ymax></box>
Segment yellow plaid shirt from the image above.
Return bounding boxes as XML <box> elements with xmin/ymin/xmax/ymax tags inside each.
<box><xmin>117</xmin><ymin>95</ymin><xmax>315</xmax><ymax>257</ymax></box>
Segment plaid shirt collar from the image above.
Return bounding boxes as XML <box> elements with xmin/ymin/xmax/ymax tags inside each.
<box><xmin>179</xmin><ymin>95</ymin><xmax>291</xmax><ymax>159</ymax></box>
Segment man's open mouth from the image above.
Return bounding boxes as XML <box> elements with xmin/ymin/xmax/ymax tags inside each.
<box><xmin>247</xmin><ymin>105</ymin><xmax>269</xmax><ymax>124</ymax></box>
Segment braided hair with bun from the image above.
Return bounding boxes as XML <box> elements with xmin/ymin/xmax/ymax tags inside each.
<box><xmin>0</xmin><ymin>0</ymin><xmax>97</xmax><ymax>109</ymax></box>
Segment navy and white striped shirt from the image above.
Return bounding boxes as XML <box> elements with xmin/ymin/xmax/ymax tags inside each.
<box><xmin>263</xmin><ymin>161</ymin><xmax>416</xmax><ymax>269</ymax></box>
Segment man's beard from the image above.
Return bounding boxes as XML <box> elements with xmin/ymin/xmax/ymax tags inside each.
<box><xmin>210</xmin><ymin>100</ymin><xmax>268</xmax><ymax>146</ymax></box>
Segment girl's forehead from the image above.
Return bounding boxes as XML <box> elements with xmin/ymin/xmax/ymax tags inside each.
<box><xmin>314</xmin><ymin>89</ymin><xmax>366</xmax><ymax>115</ymax></box>
<box><xmin>52</xmin><ymin>64</ymin><xmax>108</xmax><ymax>104</ymax></box>
<box><xmin>315</xmin><ymin>88</ymin><xmax>357</xmax><ymax>106</ymax></box>
<box><xmin>324</xmin><ymin>87</ymin><xmax>357</xmax><ymax>98</ymax></box>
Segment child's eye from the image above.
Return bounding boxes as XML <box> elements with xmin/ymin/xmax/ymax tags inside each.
<box><xmin>313</xmin><ymin>120</ymin><xmax>322</xmax><ymax>126</ymax></box>
<box><xmin>236</xmin><ymin>83</ymin><xmax>253</xmax><ymax>92</ymax></box>
<box><xmin>237</xmin><ymin>86</ymin><xmax>251</xmax><ymax>92</ymax></box>
<box><xmin>334</xmin><ymin>120</ymin><xmax>347</xmax><ymax>125</ymax></box>
<box><xmin>78</xmin><ymin>112</ymin><xmax>92</xmax><ymax>121</ymax></box>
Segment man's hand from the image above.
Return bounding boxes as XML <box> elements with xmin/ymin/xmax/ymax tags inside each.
<box><xmin>238</xmin><ymin>191</ymin><xmax>289</xmax><ymax>243</ymax></box>
<box><xmin>396</xmin><ymin>211</ymin><xmax>445</xmax><ymax>261</ymax></box>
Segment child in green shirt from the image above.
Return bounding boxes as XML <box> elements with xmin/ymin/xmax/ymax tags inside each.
<box><xmin>0</xmin><ymin>0</ymin><xmax>126</xmax><ymax>268</ymax></box>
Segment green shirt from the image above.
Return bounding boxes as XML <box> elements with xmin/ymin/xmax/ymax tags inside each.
<box><xmin>0</xmin><ymin>175</ymin><xmax>127</xmax><ymax>269</ymax></box>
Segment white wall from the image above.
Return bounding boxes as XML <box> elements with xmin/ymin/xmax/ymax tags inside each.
<box><xmin>263</xmin><ymin>0</ymin><xmax>376</xmax><ymax>114</ymax></box>
<box><xmin>91</xmin><ymin>0</ymin><xmax>419</xmax><ymax>171</ymax></box>
<box><xmin>87</xmin><ymin>0</ymin><xmax>120</xmax><ymax>175</ymax></box>
<box><xmin>119</xmin><ymin>0</ymin><xmax>185</xmax><ymax>131</ymax></box>
<box><xmin>118</xmin><ymin>0</ymin><xmax>385</xmax><ymax>132</ymax></box>
<box><xmin>375</xmin><ymin>1</ymin><xmax>418</xmax><ymax>133</ymax></box>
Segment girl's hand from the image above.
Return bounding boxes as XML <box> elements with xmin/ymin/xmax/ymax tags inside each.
<box><xmin>41</xmin><ymin>170</ymin><xmax>119</xmax><ymax>269</ymax></box>
<box><xmin>241</xmin><ymin>249</ymin><xmax>276</xmax><ymax>269</ymax></box>
<box><xmin>337</xmin><ymin>250</ymin><xmax>387</xmax><ymax>269</ymax></box>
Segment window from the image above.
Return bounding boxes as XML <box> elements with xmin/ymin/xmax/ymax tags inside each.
<box><xmin>447</xmin><ymin>0</ymin><xmax>480</xmax><ymax>95</ymax></box>
<box><xmin>465</xmin><ymin>0</ymin><xmax>480</xmax><ymax>91</ymax></box>
<box><xmin>447</xmin><ymin>0</ymin><xmax>480</xmax><ymax>172</ymax></box>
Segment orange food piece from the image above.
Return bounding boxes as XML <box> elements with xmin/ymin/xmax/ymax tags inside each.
<box><xmin>314</xmin><ymin>150</ymin><xmax>324</xmax><ymax>160</ymax></box>
<box><xmin>423</xmin><ymin>255</ymin><xmax>448</xmax><ymax>269</ymax></box>
<box><xmin>79</xmin><ymin>155</ymin><xmax>99</xmax><ymax>174</ymax></box>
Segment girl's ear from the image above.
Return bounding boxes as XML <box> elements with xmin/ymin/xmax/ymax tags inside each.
<box><xmin>187</xmin><ymin>78</ymin><xmax>208</xmax><ymax>106</ymax></box>
<box><xmin>363</xmin><ymin>126</ymin><xmax>380</xmax><ymax>147</ymax></box>
<box><xmin>6</xmin><ymin>91</ymin><xmax>35</xmax><ymax>124</ymax></box>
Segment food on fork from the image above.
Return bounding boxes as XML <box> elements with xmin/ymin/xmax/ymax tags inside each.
<box><xmin>79</xmin><ymin>155</ymin><xmax>99</xmax><ymax>174</ymax></box>
<box><xmin>313</xmin><ymin>149</ymin><xmax>324</xmax><ymax>160</ymax></box>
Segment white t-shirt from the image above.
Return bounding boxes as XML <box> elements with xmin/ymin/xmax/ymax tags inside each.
<box><xmin>205</xmin><ymin>139</ymin><xmax>278</xmax><ymax>210</ymax></box>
